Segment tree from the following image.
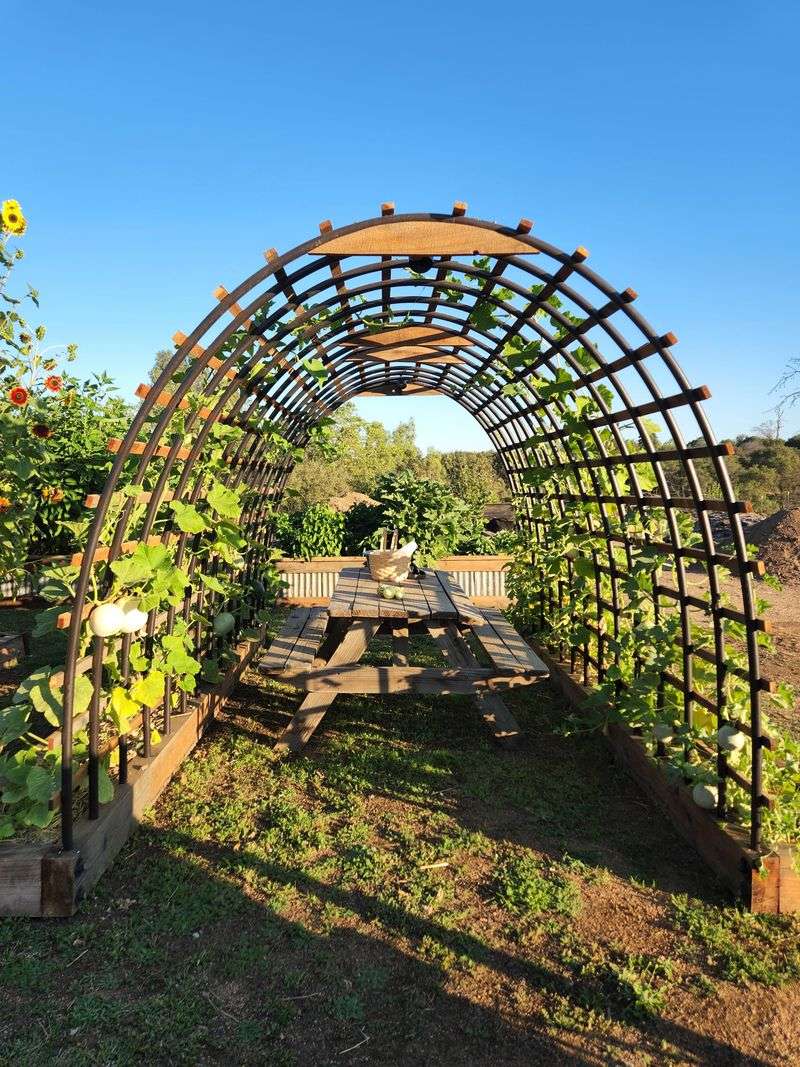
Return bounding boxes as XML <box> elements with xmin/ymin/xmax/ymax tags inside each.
<box><xmin>284</xmin><ymin>404</ymin><xmax>511</xmax><ymax>512</ymax></box>
<box><xmin>149</xmin><ymin>348</ymin><xmax>174</xmax><ymax>383</ymax></box>
<box><xmin>440</xmin><ymin>450</ymin><xmax>507</xmax><ymax>505</ymax></box>
<box><xmin>285</xmin><ymin>404</ymin><xmax>428</xmax><ymax>508</ymax></box>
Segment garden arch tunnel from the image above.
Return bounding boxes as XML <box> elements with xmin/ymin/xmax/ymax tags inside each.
<box><xmin>53</xmin><ymin>202</ymin><xmax>783</xmax><ymax>911</ymax></box>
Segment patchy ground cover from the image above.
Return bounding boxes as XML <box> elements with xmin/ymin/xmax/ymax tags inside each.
<box><xmin>1</xmin><ymin>628</ymin><xmax>800</xmax><ymax>1065</ymax></box>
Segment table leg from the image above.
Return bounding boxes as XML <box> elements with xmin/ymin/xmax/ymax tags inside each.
<box><xmin>425</xmin><ymin>622</ymin><xmax>522</xmax><ymax>748</ymax></box>
<box><xmin>391</xmin><ymin>623</ymin><xmax>409</xmax><ymax>666</ymax></box>
<box><xmin>275</xmin><ymin>619</ymin><xmax>380</xmax><ymax>753</ymax></box>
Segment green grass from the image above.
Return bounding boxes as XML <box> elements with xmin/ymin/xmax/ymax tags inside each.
<box><xmin>495</xmin><ymin>854</ymin><xmax>581</xmax><ymax>917</ymax></box>
<box><xmin>671</xmin><ymin>893</ymin><xmax>800</xmax><ymax>986</ymax></box>
<box><xmin>1</xmin><ymin>625</ymin><xmax>799</xmax><ymax>1064</ymax></box>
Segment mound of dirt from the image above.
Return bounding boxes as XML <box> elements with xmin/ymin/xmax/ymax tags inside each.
<box><xmin>327</xmin><ymin>491</ymin><xmax>378</xmax><ymax>513</ymax></box>
<box><xmin>745</xmin><ymin>508</ymin><xmax>800</xmax><ymax>585</ymax></box>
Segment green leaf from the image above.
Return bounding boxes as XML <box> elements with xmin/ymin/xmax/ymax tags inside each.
<box><xmin>573</xmin><ymin>557</ymin><xmax>596</xmax><ymax>579</ymax></box>
<box><xmin>32</xmin><ymin>605</ymin><xmax>61</xmax><ymax>638</ymax></box>
<box><xmin>23</xmin><ymin>802</ymin><xmax>55</xmax><ymax>828</ymax></box>
<box><xmin>97</xmin><ymin>762</ymin><xmax>114</xmax><ymax>804</ymax></box>
<box><xmin>73</xmin><ymin>675</ymin><xmax>94</xmax><ymax>717</ymax></box>
<box><xmin>170</xmin><ymin>500</ymin><xmax>208</xmax><ymax>534</ymax></box>
<box><xmin>199</xmin><ymin>571</ymin><xmax>227</xmax><ymax>594</ymax></box>
<box><xmin>28</xmin><ymin>675</ymin><xmax>62</xmax><ymax>727</ymax></box>
<box><xmin>207</xmin><ymin>481</ymin><xmax>241</xmax><ymax>520</ymax></box>
<box><xmin>110</xmin><ymin>555</ymin><xmax>153</xmax><ymax>587</ymax></box>
<box><xmin>0</xmin><ymin>705</ymin><xmax>31</xmax><ymax>745</ymax></box>
<box><xmin>110</xmin><ymin>686</ymin><xmax>139</xmax><ymax>732</ymax></box>
<box><xmin>26</xmin><ymin>764</ymin><xmax>58</xmax><ymax>804</ymax></box>
<box><xmin>128</xmin><ymin>642</ymin><xmax>149</xmax><ymax>672</ymax></box>
<box><xmin>130</xmin><ymin>670</ymin><xmax>165</xmax><ymax>708</ymax></box>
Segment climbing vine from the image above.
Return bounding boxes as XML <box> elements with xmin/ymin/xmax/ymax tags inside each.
<box><xmin>0</xmin><ymin>294</ymin><xmax>335</xmax><ymax>839</ymax></box>
<box><xmin>499</xmin><ymin>344</ymin><xmax>800</xmax><ymax>859</ymax></box>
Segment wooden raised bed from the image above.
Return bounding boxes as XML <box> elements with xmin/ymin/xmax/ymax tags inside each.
<box><xmin>0</xmin><ymin>627</ymin><xmax>264</xmax><ymax>918</ymax></box>
<box><xmin>534</xmin><ymin>644</ymin><xmax>800</xmax><ymax>914</ymax></box>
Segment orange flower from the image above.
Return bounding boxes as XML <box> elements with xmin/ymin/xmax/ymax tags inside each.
<box><xmin>42</xmin><ymin>487</ymin><xmax>65</xmax><ymax>504</ymax></box>
<box><xmin>44</xmin><ymin>375</ymin><xmax>63</xmax><ymax>393</ymax></box>
<box><xmin>8</xmin><ymin>385</ymin><xmax>29</xmax><ymax>407</ymax></box>
<box><xmin>31</xmin><ymin>423</ymin><xmax>53</xmax><ymax>439</ymax></box>
<box><xmin>0</xmin><ymin>496</ymin><xmax>11</xmax><ymax>512</ymax></box>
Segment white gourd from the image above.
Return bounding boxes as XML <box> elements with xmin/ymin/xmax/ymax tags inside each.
<box><xmin>118</xmin><ymin>597</ymin><xmax>148</xmax><ymax>634</ymax></box>
<box><xmin>717</xmin><ymin>725</ymin><xmax>747</xmax><ymax>752</ymax></box>
<box><xmin>88</xmin><ymin>602</ymin><xmax>125</xmax><ymax>638</ymax></box>
<box><xmin>692</xmin><ymin>783</ymin><xmax>718</xmax><ymax>810</ymax></box>
<box><xmin>652</xmin><ymin>723</ymin><xmax>673</xmax><ymax>742</ymax></box>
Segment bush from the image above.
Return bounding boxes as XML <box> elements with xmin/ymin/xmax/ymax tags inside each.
<box><xmin>359</xmin><ymin>471</ymin><xmax>487</xmax><ymax>564</ymax></box>
<box><xmin>273</xmin><ymin>503</ymin><xmax>344</xmax><ymax>559</ymax></box>
<box><xmin>342</xmin><ymin>501</ymin><xmax>384</xmax><ymax>554</ymax></box>
<box><xmin>27</xmin><ymin>373</ymin><xmax>130</xmax><ymax>557</ymax></box>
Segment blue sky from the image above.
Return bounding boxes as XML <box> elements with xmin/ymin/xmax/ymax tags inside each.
<box><xmin>7</xmin><ymin>0</ymin><xmax>800</xmax><ymax>450</ymax></box>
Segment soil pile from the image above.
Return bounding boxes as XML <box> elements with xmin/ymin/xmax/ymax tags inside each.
<box><xmin>746</xmin><ymin>508</ymin><xmax>800</xmax><ymax>585</ymax></box>
<box><xmin>327</xmin><ymin>491</ymin><xmax>378</xmax><ymax>513</ymax></box>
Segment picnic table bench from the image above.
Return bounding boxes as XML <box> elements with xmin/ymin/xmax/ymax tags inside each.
<box><xmin>259</xmin><ymin>565</ymin><xmax>548</xmax><ymax>753</ymax></box>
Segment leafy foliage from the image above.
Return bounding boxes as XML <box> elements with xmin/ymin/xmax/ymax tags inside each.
<box><xmin>350</xmin><ymin>470</ymin><xmax>488</xmax><ymax>564</ymax></box>
<box><xmin>0</xmin><ymin>198</ymin><xmax>86</xmax><ymax>584</ymax></box>
<box><xmin>274</xmin><ymin>503</ymin><xmax>344</xmax><ymax>559</ymax></box>
<box><xmin>501</xmin><ymin>343</ymin><xmax>800</xmax><ymax>859</ymax></box>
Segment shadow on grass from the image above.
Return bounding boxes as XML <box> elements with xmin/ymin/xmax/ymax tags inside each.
<box><xmin>0</xmin><ymin>635</ymin><xmax>773</xmax><ymax>1066</ymax></box>
<box><xmin>1</xmin><ymin>821</ymin><xmax>769</xmax><ymax>1066</ymax></box>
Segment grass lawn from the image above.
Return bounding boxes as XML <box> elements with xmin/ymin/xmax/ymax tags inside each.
<box><xmin>2</xmin><ymin>626</ymin><xmax>800</xmax><ymax>1065</ymax></box>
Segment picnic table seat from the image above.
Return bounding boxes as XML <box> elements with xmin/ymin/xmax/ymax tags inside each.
<box><xmin>259</xmin><ymin>607</ymin><xmax>329</xmax><ymax>674</ymax></box>
<box><xmin>467</xmin><ymin>607</ymin><xmax>548</xmax><ymax>676</ymax></box>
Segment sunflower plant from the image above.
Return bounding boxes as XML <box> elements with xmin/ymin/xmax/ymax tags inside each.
<box><xmin>1</xmin><ymin>198</ymin><xmax>78</xmax><ymax>586</ymax></box>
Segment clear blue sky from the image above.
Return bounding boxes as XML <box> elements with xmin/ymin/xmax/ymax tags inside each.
<box><xmin>7</xmin><ymin>0</ymin><xmax>800</xmax><ymax>450</ymax></box>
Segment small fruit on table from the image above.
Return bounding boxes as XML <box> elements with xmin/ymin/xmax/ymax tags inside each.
<box><xmin>378</xmin><ymin>584</ymin><xmax>404</xmax><ymax>600</ymax></box>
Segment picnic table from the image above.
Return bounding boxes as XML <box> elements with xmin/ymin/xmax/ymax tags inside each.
<box><xmin>259</xmin><ymin>565</ymin><xmax>548</xmax><ymax>753</ymax></box>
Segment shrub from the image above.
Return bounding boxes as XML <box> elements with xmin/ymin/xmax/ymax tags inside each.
<box><xmin>364</xmin><ymin>470</ymin><xmax>487</xmax><ymax>564</ymax></box>
<box><xmin>342</xmin><ymin>501</ymin><xmax>383</xmax><ymax>554</ymax></box>
<box><xmin>273</xmin><ymin>503</ymin><xmax>344</xmax><ymax>559</ymax></box>
<box><xmin>0</xmin><ymin>198</ymin><xmax>82</xmax><ymax>584</ymax></box>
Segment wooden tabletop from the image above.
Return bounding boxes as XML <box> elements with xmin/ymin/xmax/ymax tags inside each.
<box><xmin>328</xmin><ymin>566</ymin><xmax>484</xmax><ymax>623</ymax></box>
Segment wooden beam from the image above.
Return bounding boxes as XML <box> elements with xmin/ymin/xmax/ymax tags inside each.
<box><xmin>313</xmin><ymin>220</ymin><xmax>539</xmax><ymax>256</ymax></box>
<box><xmin>275</xmin><ymin>664</ymin><xmax>538</xmax><ymax>694</ymax></box>
<box><xmin>339</xmin><ymin>325</ymin><xmax>475</xmax><ymax>349</ymax></box>
<box><xmin>343</xmin><ymin>352</ymin><xmax>467</xmax><ymax>369</ymax></box>
<box><xmin>106</xmin><ymin>438</ymin><xmax>192</xmax><ymax>462</ymax></box>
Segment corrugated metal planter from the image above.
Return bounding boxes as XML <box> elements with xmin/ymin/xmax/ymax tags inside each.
<box><xmin>276</xmin><ymin>555</ymin><xmax>511</xmax><ymax>607</ymax></box>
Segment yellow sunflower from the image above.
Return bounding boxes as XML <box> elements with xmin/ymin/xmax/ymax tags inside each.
<box><xmin>1</xmin><ymin>199</ymin><xmax>27</xmax><ymax>236</ymax></box>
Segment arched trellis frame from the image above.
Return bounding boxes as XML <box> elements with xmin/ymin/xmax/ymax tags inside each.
<box><xmin>58</xmin><ymin>203</ymin><xmax>776</xmax><ymax>880</ymax></box>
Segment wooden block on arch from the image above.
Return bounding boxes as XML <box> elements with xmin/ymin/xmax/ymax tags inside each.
<box><xmin>343</xmin><ymin>347</ymin><xmax>465</xmax><ymax>365</ymax></box>
<box><xmin>312</xmin><ymin>219</ymin><xmax>539</xmax><ymax>256</ymax></box>
<box><xmin>339</xmin><ymin>325</ymin><xmax>475</xmax><ymax>349</ymax></box>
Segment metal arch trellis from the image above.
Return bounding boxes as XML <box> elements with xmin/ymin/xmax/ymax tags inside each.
<box><xmin>58</xmin><ymin>202</ymin><xmax>769</xmax><ymax>864</ymax></box>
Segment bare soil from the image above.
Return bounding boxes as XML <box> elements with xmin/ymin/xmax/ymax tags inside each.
<box><xmin>746</xmin><ymin>510</ymin><xmax>800</xmax><ymax>587</ymax></box>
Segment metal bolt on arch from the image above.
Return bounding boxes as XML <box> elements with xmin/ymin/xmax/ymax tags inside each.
<box><xmin>48</xmin><ymin>202</ymin><xmax>791</xmax><ymax>912</ymax></box>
